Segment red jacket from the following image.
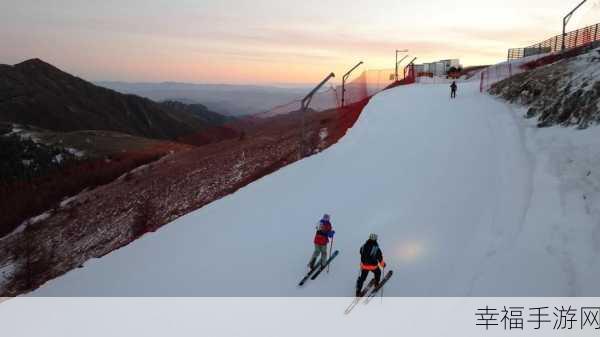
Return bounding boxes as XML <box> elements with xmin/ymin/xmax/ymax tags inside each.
<box><xmin>313</xmin><ymin>220</ymin><xmax>333</xmax><ymax>246</ymax></box>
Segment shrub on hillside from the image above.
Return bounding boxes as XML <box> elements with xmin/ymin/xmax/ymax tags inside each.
<box><xmin>0</xmin><ymin>151</ymin><xmax>164</xmax><ymax>238</ymax></box>
<box><xmin>0</xmin><ymin>135</ymin><xmax>77</xmax><ymax>184</ymax></box>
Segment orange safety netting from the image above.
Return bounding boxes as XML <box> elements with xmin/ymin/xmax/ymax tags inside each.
<box><xmin>479</xmin><ymin>62</ymin><xmax>516</xmax><ymax>93</ymax></box>
<box><xmin>179</xmin><ymin>64</ymin><xmax>417</xmax><ymax>151</ymax></box>
<box><xmin>256</xmin><ymin>65</ymin><xmax>415</xmax><ymax>118</ymax></box>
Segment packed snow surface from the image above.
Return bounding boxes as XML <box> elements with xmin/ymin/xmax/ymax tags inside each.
<box><xmin>33</xmin><ymin>81</ymin><xmax>600</xmax><ymax>296</ymax></box>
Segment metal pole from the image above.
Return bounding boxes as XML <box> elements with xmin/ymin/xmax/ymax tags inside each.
<box><xmin>562</xmin><ymin>0</ymin><xmax>588</xmax><ymax>50</ymax></box>
<box><xmin>396</xmin><ymin>55</ymin><xmax>409</xmax><ymax>71</ymax></box>
<box><xmin>395</xmin><ymin>49</ymin><xmax>408</xmax><ymax>80</ymax></box>
<box><xmin>395</xmin><ymin>51</ymin><xmax>398</xmax><ymax>81</ymax></box>
<box><xmin>327</xmin><ymin>236</ymin><xmax>334</xmax><ymax>274</ymax></box>
<box><xmin>398</xmin><ymin>55</ymin><xmax>409</xmax><ymax>64</ymax></box>
<box><xmin>299</xmin><ymin>72</ymin><xmax>335</xmax><ymax>159</ymax></box>
<box><xmin>341</xmin><ymin>61</ymin><xmax>363</xmax><ymax>108</ymax></box>
<box><xmin>380</xmin><ymin>265</ymin><xmax>385</xmax><ymax>303</ymax></box>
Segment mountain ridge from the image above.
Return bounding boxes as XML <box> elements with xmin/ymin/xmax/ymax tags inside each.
<box><xmin>0</xmin><ymin>58</ymin><xmax>228</xmax><ymax>140</ymax></box>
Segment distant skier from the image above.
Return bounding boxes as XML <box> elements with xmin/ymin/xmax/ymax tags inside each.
<box><xmin>355</xmin><ymin>233</ymin><xmax>386</xmax><ymax>296</ymax></box>
<box><xmin>450</xmin><ymin>81</ymin><xmax>457</xmax><ymax>99</ymax></box>
<box><xmin>307</xmin><ymin>214</ymin><xmax>335</xmax><ymax>270</ymax></box>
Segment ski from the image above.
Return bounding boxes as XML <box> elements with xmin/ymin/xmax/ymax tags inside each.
<box><xmin>309</xmin><ymin>250</ymin><xmax>339</xmax><ymax>280</ymax></box>
<box><xmin>298</xmin><ymin>250</ymin><xmax>339</xmax><ymax>286</ymax></box>
<box><xmin>298</xmin><ymin>266</ymin><xmax>319</xmax><ymax>287</ymax></box>
<box><xmin>343</xmin><ymin>278</ymin><xmax>376</xmax><ymax>315</ymax></box>
<box><xmin>362</xmin><ymin>270</ymin><xmax>394</xmax><ymax>305</ymax></box>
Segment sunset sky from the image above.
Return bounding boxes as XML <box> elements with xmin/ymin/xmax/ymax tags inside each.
<box><xmin>1</xmin><ymin>0</ymin><xmax>599</xmax><ymax>85</ymax></box>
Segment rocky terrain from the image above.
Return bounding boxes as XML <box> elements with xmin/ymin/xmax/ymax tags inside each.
<box><xmin>490</xmin><ymin>46</ymin><xmax>600</xmax><ymax>128</ymax></box>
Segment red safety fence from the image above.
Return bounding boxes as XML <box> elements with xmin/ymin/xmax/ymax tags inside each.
<box><xmin>176</xmin><ymin>63</ymin><xmax>416</xmax><ymax>152</ymax></box>
<box><xmin>479</xmin><ymin>52</ymin><xmax>561</xmax><ymax>92</ymax></box>
<box><xmin>508</xmin><ymin>23</ymin><xmax>600</xmax><ymax>60</ymax></box>
<box><xmin>481</xmin><ymin>22</ymin><xmax>600</xmax><ymax>92</ymax></box>
<box><xmin>479</xmin><ymin>61</ymin><xmax>516</xmax><ymax>92</ymax></box>
<box><xmin>177</xmin><ymin>63</ymin><xmax>418</xmax><ymax>160</ymax></box>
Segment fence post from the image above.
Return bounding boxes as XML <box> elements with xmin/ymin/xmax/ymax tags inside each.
<box><xmin>595</xmin><ymin>24</ymin><xmax>599</xmax><ymax>42</ymax></box>
<box><xmin>554</xmin><ymin>36</ymin><xmax>558</xmax><ymax>52</ymax></box>
<box><xmin>574</xmin><ymin>29</ymin><xmax>579</xmax><ymax>48</ymax></box>
<box><xmin>480</xmin><ymin>71</ymin><xmax>484</xmax><ymax>93</ymax></box>
<box><xmin>405</xmin><ymin>58</ymin><xmax>417</xmax><ymax>83</ymax></box>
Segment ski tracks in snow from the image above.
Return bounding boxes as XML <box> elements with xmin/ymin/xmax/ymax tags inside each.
<box><xmin>448</xmin><ymin>85</ymin><xmax>534</xmax><ymax>296</ymax></box>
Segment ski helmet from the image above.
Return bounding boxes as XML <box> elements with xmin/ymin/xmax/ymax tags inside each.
<box><xmin>322</xmin><ymin>214</ymin><xmax>330</xmax><ymax>221</ymax></box>
<box><xmin>369</xmin><ymin>233</ymin><xmax>378</xmax><ymax>241</ymax></box>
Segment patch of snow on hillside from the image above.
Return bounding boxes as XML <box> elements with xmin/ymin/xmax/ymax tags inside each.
<box><xmin>0</xmin><ymin>264</ymin><xmax>15</xmax><ymax>289</ymax></box>
<box><xmin>60</xmin><ymin>195</ymin><xmax>80</xmax><ymax>208</ymax></box>
<box><xmin>319</xmin><ymin>128</ymin><xmax>328</xmax><ymax>141</ymax></box>
<box><xmin>564</xmin><ymin>48</ymin><xmax>600</xmax><ymax>94</ymax></box>
<box><xmin>66</xmin><ymin>147</ymin><xmax>85</xmax><ymax>158</ymax></box>
<box><xmin>1</xmin><ymin>211</ymin><xmax>53</xmax><ymax>241</ymax></box>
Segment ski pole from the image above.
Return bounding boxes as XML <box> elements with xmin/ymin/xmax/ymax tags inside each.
<box><xmin>327</xmin><ymin>236</ymin><xmax>334</xmax><ymax>273</ymax></box>
<box><xmin>381</xmin><ymin>266</ymin><xmax>387</xmax><ymax>303</ymax></box>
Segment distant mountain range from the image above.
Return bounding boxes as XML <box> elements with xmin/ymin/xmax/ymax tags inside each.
<box><xmin>96</xmin><ymin>81</ymin><xmax>310</xmax><ymax>116</ymax></box>
<box><xmin>0</xmin><ymin>59</ymin><xmax>229</xmax><ymax>140</ymax></box>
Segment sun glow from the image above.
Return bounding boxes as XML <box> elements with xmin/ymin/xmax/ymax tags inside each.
<box><xmin>393</xmin><ymin>240</ymin><xmax>426</xmax><ymax>263</ymax></box>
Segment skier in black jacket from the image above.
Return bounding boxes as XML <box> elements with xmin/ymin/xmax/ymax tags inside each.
<box><xmin>450</xmin><ymin>81</ymin><xmax>457</xmax><ymax>99</ymax></box>
<box><xmin>355</xmin><ymin>233</ymin><xmax>386</xmax><ymax>296</ymax></box>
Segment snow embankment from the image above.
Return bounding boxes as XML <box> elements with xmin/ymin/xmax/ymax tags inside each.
<box><xmin>514</xmin><ymin>107</ymin><xmax>600</xmax><ymax>296</ymax></box>
<box><xmin>31</xmin><ymin>80</ymin><xmax>600</xmax><ymax>297</ymax></box>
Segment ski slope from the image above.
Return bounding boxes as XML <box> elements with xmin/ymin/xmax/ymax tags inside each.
<box><xmin>32</xmin><ymin>81</ymin><xmax>600</xmax><ymax>296</ymax></box>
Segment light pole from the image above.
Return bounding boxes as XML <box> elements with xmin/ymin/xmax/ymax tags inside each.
<box><xmin>562</xmin><ymin>0</ymin><xmax>587</xmax><ymax>50</ymax></box>
<box><xmin>396</xmin><ymin>55</ymin><xmax>409</xmax><ymax>79</ymax></box>
<box><xmin>299</xmin><ymin>72</ymin><xmax>335</xmax><ymax>159</ymax></box>
<box><xmin>341</xmin><ymin>61</ymin><xmax>363</xmax><ymax>108</ymax></box>
<box><xmin>395</xmin><ymin>49</ymin><xmax>408</xmax><ymax>81</ymax></box>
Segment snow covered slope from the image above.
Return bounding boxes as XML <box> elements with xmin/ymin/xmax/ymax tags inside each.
<box><xmin>32</xmin><ymin>81</ymin><xmax>600</xmax><ymax>296</ymax></box>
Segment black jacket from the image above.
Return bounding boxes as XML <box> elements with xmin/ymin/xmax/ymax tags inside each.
<box><xmin>360</xmin><ymin>240</ymin><xmax>384</xmax><ymax>266</ymax></box>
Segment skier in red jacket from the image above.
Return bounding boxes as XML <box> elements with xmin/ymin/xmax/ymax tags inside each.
<box><xmin>307</xmin><ymin>214</ymin><xmax>335</xmax><ymax>270</ymax></box>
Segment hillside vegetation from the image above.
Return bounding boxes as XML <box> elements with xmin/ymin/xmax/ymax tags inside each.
<box><xmin>490</xmin><ymin>47</ymin><xmax>600</xmax><ymax>128</ymax></box>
